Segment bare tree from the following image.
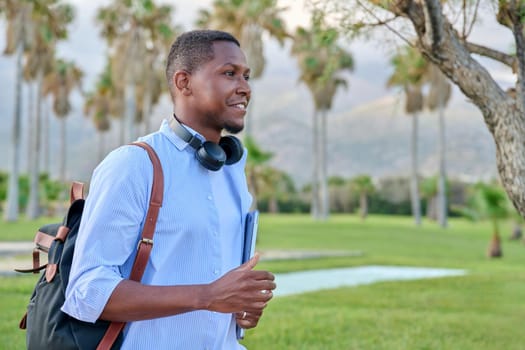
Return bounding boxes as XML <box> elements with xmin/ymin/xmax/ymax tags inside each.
<box><xmin>322</xmin><ymin>0</ymin><xmax>525</xmax><ymax>217</ymax></box>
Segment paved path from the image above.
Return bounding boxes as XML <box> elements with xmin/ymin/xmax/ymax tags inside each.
<box><xmin>0</xmin><ymin>242</ymin><xmax>38</xmax><ymax>275</ymax></box>
<box><xmin>274</xmin><ymin>266</ymin><xmax>466</xmax><ymax>297</ymax></box>
<box><xmin>0</xmin><ymin>243</ymin><xmax>361</xmax><ymax>276</ymax></box>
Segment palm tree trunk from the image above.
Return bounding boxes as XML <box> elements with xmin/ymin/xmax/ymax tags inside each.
<box><xmin>27</xmin><ymin>69</ymin><xmax>44</xmax><ymax>219</ymax></box>
<box><xmin>142</xmin><ymin>79</ymin><xmax>153</xmax><ymax>135</ymax></box>
<box><xmin>244</xmin><ymin>97</ymin><xmax>255</xmax><ymax>138</ymax></box>
<box><xmin>249</xmin><ymin>168</ymin><xmax>259</xmax><ymax>211</ymax></box>
<box><xmin>27</xmin><ymin>83</ymin><xmax>34</xmax><ymax>174</ymax></box>
<box><xmin>360</xmin><ymin>193</ymin><xmax>368</xmax><ymax>220</ymax></box>
<box><xmin>410</xmin><ymin>113</ymin><xmax>422</xmax><ymax>226</ymax></box>
<box><xmin>319</xmin><ymin>109</ymin><xmax>329</xmax><ymax>220</ymax></box>
<box><xmin>42</xmin><ymin>98</ymin><xmax>50</xmax><ymax>175</ymax></box>
<box><xmin>487</xmin><ymin>228</ymin><xmax>502</xmax><ymax>258</ymax></box>
<box><xmin>437</xmin><ymin>103</ymin><xmax>448</xmax><ymax>228</ymax></box>
<box><xmin>4</xmin><ymin>40</ymin><xmax>24</xmax><ymax>222</ymax></box>
<box><xmin>98</xmin><ymin>131</ymin><xmax>106</xmax><ymax>163</ymax></box>
<box><xmin>59</xmin><ymin>118</ymin><xmax>67</xmax><ymax>183</ymax></box>
<box><xmin>124</xmin><ymin>83</ymin><xmax>136</xmax><ymax>143</ymax></box>
<box><xmin>311</xmin><ymin>109</ymin><xmax>320</xmax><ymax>219</ymax></box>
<box><xmin>427</xmin><ymin>196</ymin><xmax>438</xmax><ymax>221</ymax></box>
<box><xmin>119</xmin><ymin>118</ymin><xmax>125</xmax><ymax>146</ymax></box>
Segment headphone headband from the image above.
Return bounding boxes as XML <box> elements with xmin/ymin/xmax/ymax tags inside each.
<box><xmin>168</xmin><ymin>116</ymin><xmax>243</xmax><ymax>171</ymax></box>
<box><xmin>168</xmin><ymin>117</ymin><xmax>202</xmax><ymax>150</ymax></box>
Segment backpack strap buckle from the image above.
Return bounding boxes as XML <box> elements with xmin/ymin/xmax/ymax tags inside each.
<box><xmin>137</xmin><ymin>238</ymin><xmax>153</xmax><ymax>250</ymax></box>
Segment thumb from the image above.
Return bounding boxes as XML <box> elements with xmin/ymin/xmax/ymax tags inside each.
<box><xmin>238</xmin><ymin>252</ymin><xmax>260</xmax><ymax>271</ymax></box>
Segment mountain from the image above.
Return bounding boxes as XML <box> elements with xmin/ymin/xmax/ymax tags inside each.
<box><xmin>250</xmin><ymin>78</ymin><xmax>498</xmax><ymax>186</ymax></box>
<box><xmin>0</xmin><ymin>70</ymin><xmax>499</xmax><ymax>188</ymax></box>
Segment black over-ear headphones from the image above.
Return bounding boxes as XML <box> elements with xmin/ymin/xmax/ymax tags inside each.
<box><xmin>169</xmin><ymin>116</ymin><xmax>244</xmax><ymax>171</ymax></box>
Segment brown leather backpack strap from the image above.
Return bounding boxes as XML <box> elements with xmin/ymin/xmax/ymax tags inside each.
<box><xmin>128</xmin><ymin>142</ymin><xmax>163</xmax><ymax>282</ymax></box>
<box><xmin>97</xmin><ymin>142</ymin><xmax>164</xmax><ymax>350</ymax></box>
<box><xmin>96</xmin><ymin>322</ymin><xmax>126</xmax><ymax>350</ymax></box>
<box><xmin>70</xmin><ymin>181</ymin><xmax>84</xmax><ymax>203</ymax></box>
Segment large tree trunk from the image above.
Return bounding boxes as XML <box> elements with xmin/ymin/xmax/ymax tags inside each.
<box><xmin>4</xmin><ymin>40</ymin><xmax>24</xmax><ymax>222</ymax></box>
<box><xmin>410</xmin><ymin>113</ymin><xmax>421</xmax><ymax>226</ymax></box>
<box><xmin>380</xmin><ymin>0</ymin><xmax>525</xmax><ymax>217</ymax></box>
<box><xmin>26</xmin><ymin>69</ymin><xmax>44</xmax><ymax>219</ymax></box>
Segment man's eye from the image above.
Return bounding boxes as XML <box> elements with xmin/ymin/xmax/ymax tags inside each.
<box><xmin>225</xmin><ymin>71</ymin><xmax>234</xmax><ymax>77</ymax></box>
<box><xmin>244</xmin><ymin>75</ymin><xmax>250</xmax><ymax>81</ymax></box>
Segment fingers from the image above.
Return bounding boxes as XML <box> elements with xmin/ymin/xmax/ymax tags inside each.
<box><xmin>235</xmin><ymin>310</ymin><xmax>263</xmax><ymax>329</ymax></box>
<box><xmin>237</xmin><ymin>252</ymin><xmax>260</xmax><ymax>271</ymax></box>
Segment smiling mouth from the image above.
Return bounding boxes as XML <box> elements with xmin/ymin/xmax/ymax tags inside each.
<box><xmin>231</xmin><ymin>103</ymin><xmax>247</xmax><ymax>110</ymax></box>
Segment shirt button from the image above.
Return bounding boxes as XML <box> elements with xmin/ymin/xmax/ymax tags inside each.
<box><xmin>207</xmin><ymin>195</ymin><xmax>212</xmax><ymax>201</ymax></box>
<box><xmin>213</xmin><ymin>269</ymin><xmax>219</xmax><ymax>275</ymax></box>
<box><xmin>213</xmin><ymin>231</ymin><xmax>218</xmax><ymax>236</ymax></box>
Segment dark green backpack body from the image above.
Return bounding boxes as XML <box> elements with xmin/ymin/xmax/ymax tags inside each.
<box><xmin>18</xmin><ymin>187</ymin><xmax>122</xmax><ymax>350</ymax></box>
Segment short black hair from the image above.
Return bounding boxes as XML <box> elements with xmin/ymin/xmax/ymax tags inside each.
<box><xmin>165</xmin><ymin>30</ymin><xmax>240</xmax><ymax>91</ymax></box>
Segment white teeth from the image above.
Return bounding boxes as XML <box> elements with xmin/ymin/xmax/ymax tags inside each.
<box><xmin>234</xmin><ymin>104</ymin><xmax>246</xmax><ymax>110</ymax></box>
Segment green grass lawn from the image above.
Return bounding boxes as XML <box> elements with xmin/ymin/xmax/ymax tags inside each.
<box><xmin>1</xmin><ymin>214</ymin><xmax>524</xmax><ymax>349</ymax></box>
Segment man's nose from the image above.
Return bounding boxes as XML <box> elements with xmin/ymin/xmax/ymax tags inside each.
<box><xmin>237</xmin><ymin>77</ymin><xmax>251</xmax><ymax>98</ymax></box>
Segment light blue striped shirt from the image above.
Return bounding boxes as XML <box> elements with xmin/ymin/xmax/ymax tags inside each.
<box><xmin>62</xmin><ymin>119</ymin><xmax>252</xmax><ymax>349</ymax></box>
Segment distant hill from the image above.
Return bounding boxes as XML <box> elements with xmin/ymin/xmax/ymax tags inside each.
<box><xmin>0</xmin><ymin>79</ymin><xmax>498</xmax><ymax>187</ymax></box>
<box><xmin>251</xmin><ymin>79</ymin><xmax>498</xmax><ymax>186</ymax></box>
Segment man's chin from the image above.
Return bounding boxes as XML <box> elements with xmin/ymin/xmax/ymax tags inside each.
<box><xmin>224</xmin><ymin>123</ymin><xmax>244</xmax><ymax>135</ymax></box>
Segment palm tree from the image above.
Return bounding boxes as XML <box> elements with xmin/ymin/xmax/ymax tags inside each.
<box><xmin>460</xmin><ymin>182</ymin><xmax>514</xmax><ymax>258</ymax></box>
<box><xmin>258</xmin><ymin>167</ymin><xmax>295</xmax><ymax>213</ymax></box>
<box><xmin>42</xmin><ymin>59</ymin><xmax>83</xmax><ymax>183</ymax></box>
<box><xmin>1</xmin><ymin>0</ymin><xmax>32</xmax><ymax>221</ymax></box>
<box><xmin>196</xmin><ymin>0</ymin><xmax>289</xmax><ymax>136</ymax></box>
<box><xmin>244</xmin><ymin>136</ymin><xmax>273</xmax><ymax>210</ymax></box>
<box><xmin>291</xmin><ymin>9</ymin><xmax>354</xmax><ymax>220</ymax></box>
<box><xmin>84</xmin><ymin>62</ymin><xmax>118</xmax><ymax>162</ymax></box>
<box><xmin>96</xmin><ymin>0</ymin><xmax>174</xmax><ymax>144</ymax></box>
<box><xmin>387</xmin><ymin>45</ymin><xmax>428</xmax><ymax>226</ymax></box>
<box><xmin>420</xmin><ymin>176</ymin><xmax>438</xmax><ymax>221</ymax></box>
<box><xmin>23</xmin><ymin>0</ymin><xmax>74</xmax><ymax>219</ymax></box>
<box><xmin>84</xmin><ymin>91</ymin><xmax>112</xmax><ymax>162</ymax></box>
<box><xmin>426</xmin><ymin>64</ymin><xmax>452</xmax><ymax>228</ymax></box>
<box><xmin>350</xmin><ymin>174</ymin><xmax>375</xmax><ymax>220</ymax></box>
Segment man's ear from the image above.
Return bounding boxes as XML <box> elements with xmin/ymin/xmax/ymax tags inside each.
<box><xmin>173</xmin><ymin>70</ymin><xmax>192</xmax><ymax>96</ymax></box>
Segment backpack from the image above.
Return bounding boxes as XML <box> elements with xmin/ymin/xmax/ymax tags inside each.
<box><xmin>16</xmin><ymin>142</ymin><xmax>164</xmax><ymax>350</ymax></box>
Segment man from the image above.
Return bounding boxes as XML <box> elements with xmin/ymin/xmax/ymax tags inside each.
<box><xmin>62</xmin><ymin>30</ymin><xmax>276</xmax><ymax>349</ymax></box>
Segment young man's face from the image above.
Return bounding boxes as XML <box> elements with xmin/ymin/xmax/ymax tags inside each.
<box><xmin>188</xmin><ymin>41</ymin><xmax>251</xmax><ymax>136</ymax></box>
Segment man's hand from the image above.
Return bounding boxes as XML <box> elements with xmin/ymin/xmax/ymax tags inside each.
<box><xmin>206</xmin><ymin>253</ymin><xmax>275</xmax><ymax>328</ymax></box>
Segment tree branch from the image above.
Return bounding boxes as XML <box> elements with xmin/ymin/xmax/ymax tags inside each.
<box><xmin>465</xmin><ymin>0</ymin><xmax>481</xmax><ymax>38</ymax></box>
<box><xmin>464</xmin><ymin>41</ymin><xmax>518</xmax><ymax>72</ymax></box>
<box><xmin>422</xmin><ymin>0</ymin><xmax>444</xmax><ymax>52</ymax></box>
<box><xmin>355</xmin><ymin>0</ymin><xmax>412</xmax><ymax>45</ymax></box>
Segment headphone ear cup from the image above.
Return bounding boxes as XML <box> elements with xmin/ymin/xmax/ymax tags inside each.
<box><xmin>196</xmin><ymin>141</ymin><xmax>226</xmax><ymax>171</ymax></box>
<box><xmin>219</xmin><ymin>136</ymin><xmax>244</xmax><ymax>165</ymax></box>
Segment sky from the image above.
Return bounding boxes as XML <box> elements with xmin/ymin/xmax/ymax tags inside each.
<box><xmin>0</xmin><ymin>0</ymin><xmax>515</xmax><ymax>110</ymax></box>
<box><xmin>0</xmin><ymin>0</ymin><xmax>518</xmax><ymax>179</ymax></box>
